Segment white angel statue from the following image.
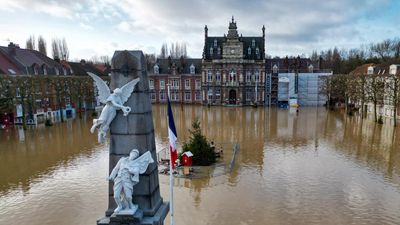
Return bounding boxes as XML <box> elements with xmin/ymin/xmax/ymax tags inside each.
<box><xmin>87</xmin><ymin>72</ymin><xmax>140</xmax><ymax>143</ymax></box>
<box><xmin>108</xmin><ymin>149</ymin><xmax>154</xmax><ymax>214</ymax></box>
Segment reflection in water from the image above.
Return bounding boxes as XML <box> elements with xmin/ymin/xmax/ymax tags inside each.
<box><xmin>0</xmin><ymin>107</ymin><xmax>399</xmax><ymax>225</ymax></box>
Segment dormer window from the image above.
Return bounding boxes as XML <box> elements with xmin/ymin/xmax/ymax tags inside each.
<box><xmin>214</xmin><ymin>39</ymin><xmax>217</xmax><ymax>47</ymax></box>
<box><xmin>55</xmin><ymin>67</ymin><xmax>60</xmax><ymax>75</ymax></box>
<box><xmin>217</xmin><ymin>47</ymin><xmax>221</xmax><ymax>55</ymax></box>
<box><xmin>42</xmin><ymin>65</ymin><xmax>47</xmax><ymax>75</ymax></box>
<box><xmin>154</xmin><ymin>64</ymin><xmax>159</xmax><ymax>74</ymax></box>
<box><xmin>190</xmin><ymin>64</ymin><xmax>195</xmax><ymax>74</ymax></box>
<box><xmin>308</xmin><ymin>64</ymin><xmax>314</xmax><ymax>73</ymax></box>
<box><xmin>252</xmin><ymin>39</ymin><xmax>255</xmax><ymax>47</ymax></box>
<box><xmin>255</xmin><ymin>47</ymin><xmax>259</xmax><ymax>55</ymax></box>
<box><xmin>367</xmin><ymin>66</ymin><xmax>374</xmax><ymax>75</ymax></box>
<box><xmin>63</xmin><ymin>67</ymin><xmax>67</xmax><ymax>75</ymax></box>
<box><xmin>273</xmin><ymin>64</ymin><xmax>278</xmax><ymax>73</ymax></box>
<box><xmin>248</xmin><ymin>47</ymin><xmax>251</xmax><ymax>55</ymax></box>
<box><xmin>33</xmin><ymin>65</ymin><xmax>38</xmax><ymax>75</ymax></box>
<box><xmin>389</xmin><ymin>65</ymin><xmax>398</xmax><ymax>75</ymax></box>
<box><xmin>210</xmin><ymin>47</ymin><xmax>213</xmax><ymax>55</ymax></box>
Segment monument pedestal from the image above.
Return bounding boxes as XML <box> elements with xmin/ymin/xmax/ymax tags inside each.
<box><xmin>97</xmin><ymin>203</ymin><xmax>169</xmax><ymax>225</ymax></box>
<box><xmin>96</xmin><ymin>51</ymin><xmax>168</xmax><ymax>225</ymax></box>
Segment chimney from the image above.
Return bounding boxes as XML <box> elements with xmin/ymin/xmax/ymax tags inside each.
<box><xmin>204</xmin><ymin>25</ymin><xmax>208</xmax><ymax>38</ymax></box>
<box><xmin>8</xmin><ymin>42</ymin><xmax>18</xmax><ymax>56</ymax></box>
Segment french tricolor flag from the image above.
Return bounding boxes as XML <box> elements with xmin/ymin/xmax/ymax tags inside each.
<box><xmin>167</xmin><ymin>95</ymin><xmax>178</xmax><ymax>170</ymax></box>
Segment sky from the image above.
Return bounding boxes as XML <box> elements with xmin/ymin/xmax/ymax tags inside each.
<box><xmin>0</xmin><ymin>0</ymin><xmax>399</xmax><ymax>61</ymax></box>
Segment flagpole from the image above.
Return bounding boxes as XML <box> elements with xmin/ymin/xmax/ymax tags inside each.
<box><xmin>167</xmin><ymin>84</ymin><xmax>174</xmax><ymax>225</ymax></box>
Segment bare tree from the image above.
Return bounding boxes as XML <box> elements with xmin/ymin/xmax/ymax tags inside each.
<box><xmin>38</xmin><ymin>36</ymin><xmax>47</xmax><ymax>56</ymax></box>
<box><xmin>52</xmin><ymin>39</ymin><xmax>60</xmax><ymax>60</ymax></box>
<box><xmin>366</xmin><ymin>74</ymin><xmax>385</xmax><ymax>122</ymax></box>
<box><xmin>60</xmin><ymin>38</ymin><xmax>69</xmax><ymax>61</ymax></box>
<box><xmin>26</xmin><ymin>35</ymin><xmax>36</xmax><ymax>50</ymax></box>
<box><xmin>51</xmin><ymin>38</ymin><xmax>69</xmax><ymax>61</ymax></box>
<box><xmin>385</xmin><ymin>73</ymin><xmax>400</xmax><ymax>126</ymax></box>
<box><xmin>370</xmin><ymin>39</ymin><xmax>392</xmax><ymax>61</ymax></box>
<box><xmin>159</xmin><ymin>43</ymin><xmax>168</xmax><ymax>59</ymax></box>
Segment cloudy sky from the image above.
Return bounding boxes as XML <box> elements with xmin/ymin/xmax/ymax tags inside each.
<box><xmin>0</xmin><ymin>0</ymin><xmax>399</xmax><ymax>60</ymax></box>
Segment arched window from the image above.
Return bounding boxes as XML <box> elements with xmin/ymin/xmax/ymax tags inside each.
<box><xmin>190</xmin><ymin>64</ymin><xmax>195</xmax><ymax>74</ymax></box>
<box><xmin>246</xmin><ymin>71</ymin><xmax>251</xmax><ymax>82</ymax></box>
<box><xmin>214</xmin><ymin>39</ymin><xmax>217</xmax><ymax>47</ymax></box>
<box><xmin>33</xmin><ymin>65</ymin><xmax>38</xmax><ymax>75</ymax></box>
<box><xmin>255</xmin><ymin>47</ymin><xmax>259</xmax><ymax>55</ymax></box>
<box><xmin>55</xmin><ymin>67</ymin><xmax>60</xmax><ymax>75</ymax></box>
<box><xmin>248</xmin><ymin>47</ymin><xmax>251</xmax><ymax>55</ymax></box>
<box><xmin>154</xmin><ymin>64</ymin><xmax>159</xmax><ymax>74</ymax></box>
<box><xmin>217</xmin><ymin>47</ymin><xmax>221</xmax><ymax>55</ymax></box>
<box><xmin>255</xmin><ymin>70</ymin><xmax>260</xmax><ymax>82</ymax></box>
<box><xmin>42</xmin><ymin>65</ymin><xmax>47</xmax><ymax>75</ymax></box>
<box><xmin>207</xmin><ymin>70</ymin><xmax>213</xmax><ymax>82</ymax></box>
<box><xmin>210</xmin><ymin>47</ymin><xmax>213</xmax><ymax>55</ymax></box>
<box><xmin>252</xmin><ymin>39</ymin><xmax>255</xmax><ymax>47</ymax></box>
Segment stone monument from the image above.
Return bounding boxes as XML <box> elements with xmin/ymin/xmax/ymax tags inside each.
<box><xmin>96</xmin><ymin>50</ymin><xmax>169</xmax><ymax>225</ymax></box>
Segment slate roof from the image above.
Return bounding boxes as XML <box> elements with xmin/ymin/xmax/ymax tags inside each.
<box><xmin>69</xmin><ymin>61</ymin><xmax>108</xmax><ymax>76</ymax></box>
<box><xmin>0</xmin><ymin>43</ymin><xmax>68</xmax><ymax>75</ymax></box>
<box><xmin>265</xmin><ymin>57</ymin><xmax>318</xmax><ymax>73</ymax></box>
<box><xmin>203</xmin><ymin>18</ymin><xmax>265</xmax><ymax>60</ymax></box>
<box><xmin>0</xmin><ymin>51</ymin><xmax>21</xmax><ymax>75</ymax></box>
<box><xmin>149</xmin><ymin>58</ymin><xmax>202</xmax><ymax>75</ymax></box>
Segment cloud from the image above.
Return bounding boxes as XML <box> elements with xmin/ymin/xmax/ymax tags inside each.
<box><xmin>0</xmin><ymin>0</ymin><xmax>397</xmax><ymax>58</ymax></box>
<box><xmin>79</xmin><ymin>22</ymin><xmax>94</xmax><ymax>30</ymax></box>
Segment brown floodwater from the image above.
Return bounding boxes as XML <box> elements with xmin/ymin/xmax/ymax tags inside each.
<box><xmin>1</xmin><ymin>106</ymin><xmax>400</xmax><ymax>225</ymax></box>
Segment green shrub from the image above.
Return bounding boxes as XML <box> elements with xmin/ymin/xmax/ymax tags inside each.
<box><xmin>182</xmin><ymin>118</ymin><xmax>216</xmax><ymax>166</ymax></box>
<box><xmin>45</xmin><ymin>119</ymin><xmax>53</xmax><ymax>127</ymax></box>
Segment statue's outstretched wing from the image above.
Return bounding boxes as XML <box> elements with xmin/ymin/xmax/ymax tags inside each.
<box><xmin>119</xmin><ymin>78</ymin><xmax>140</xmax><ymax>104</ymax></box>
<box><xmin>131</xmin><ymin>151</ymin><xmax>154</xmax><ymax>174</ymax></box>
<box><xmin>87</xmin><ymin>72</ymin><xmax>111</xmax><ymax>104</ymax></box>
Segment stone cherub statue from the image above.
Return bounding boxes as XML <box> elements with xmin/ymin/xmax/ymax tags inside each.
<box><xmin>108</xmin><ymin>149</ymin><xmax>154</xmax><ymax>214</ymax></box>
<box><xmin>88</xmin><ymin>72</ymin><xmax>140</xmax><ymax>143</ymax></box>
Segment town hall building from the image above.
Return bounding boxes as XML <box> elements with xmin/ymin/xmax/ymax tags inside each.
<box><xmin>202</xmin><ymin>17</ymin><xmax>266</xmax><ymax>105</ymax></box>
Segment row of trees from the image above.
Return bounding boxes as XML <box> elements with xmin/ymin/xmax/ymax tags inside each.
<box><xmin>321</xmin><ymin>72</ymin><xmax>400</xmax><ymax>126</ymax></box>
<box><xmin>0</xmin><ymin>75</ymin><xmax>100</xmax><ymax>128</ymax></box>
<box><xmin>311</xmin><ymin>38</ymin><xmax>400</xmax><ymax>74</ymax></box>
<box><xmin>26</xmin><ymin>35</ymin><xmax>70</xmax><ymax>60</ymax></box>
<box><xmin>159</xmin><ymin>42</ymin><xmax>188</xmax><ymax>59</ymax></box>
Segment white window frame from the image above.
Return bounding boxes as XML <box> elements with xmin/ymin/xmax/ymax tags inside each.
<box><xmin>255</xmin><ymin>70</ymin><xmax>260</xmax><ymax>82</ymax></box>
<box><xmin>149</xmin><ymin>79</ymin><xmax>154</xmax><ymax>89</ymax></box>
<box><xmin>185</xmin><ymin>92</ymin><xmax>191</xmax><ymax>101</ymax></box>
<box><xmin>154</xmin><ymin>65</ymin><xmax>159</xmax><ymax>74</ymax></box>
<box><xmin>216</xmin><ymin>71</ymin><xmax>221</xmax><ymax>82</ymax></box>
<box><xmin>185</xmin><ymin>79</ymin><xmax>190</xmax><ymax>89</ymax></box>
<box><xmin>208</xmin><ymin>70</ymin><xmax>213</xmax><ymax>82</ymax></box>
<box><xmin>246</xmin><ymin>71</ymin><xmax>251</xmax><ymax>82</ymax></box>
<box><xmin>190</xmin><ymin>64</ymin><xmax>195</xmax><ymax>74</ymax></box>
<box><xmin>195</xmin><ymin>79</ymin><xmax>201</xmax><ymax>89</ymax></box>
<box><xmin>160</xmin><ymin>79</ymin><xmax>165</xmax><ymax>89</ymax></box>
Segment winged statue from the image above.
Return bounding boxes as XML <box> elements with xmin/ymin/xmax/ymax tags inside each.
<box><xmin>108</xmin><ymin>149</ymin><xmax>154</xmax><ymax>214</ymax></box>
<box><xmin>88</xmin><ymin>72</ymin><xmax>140</xmax><ymax>143</ymax></box>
